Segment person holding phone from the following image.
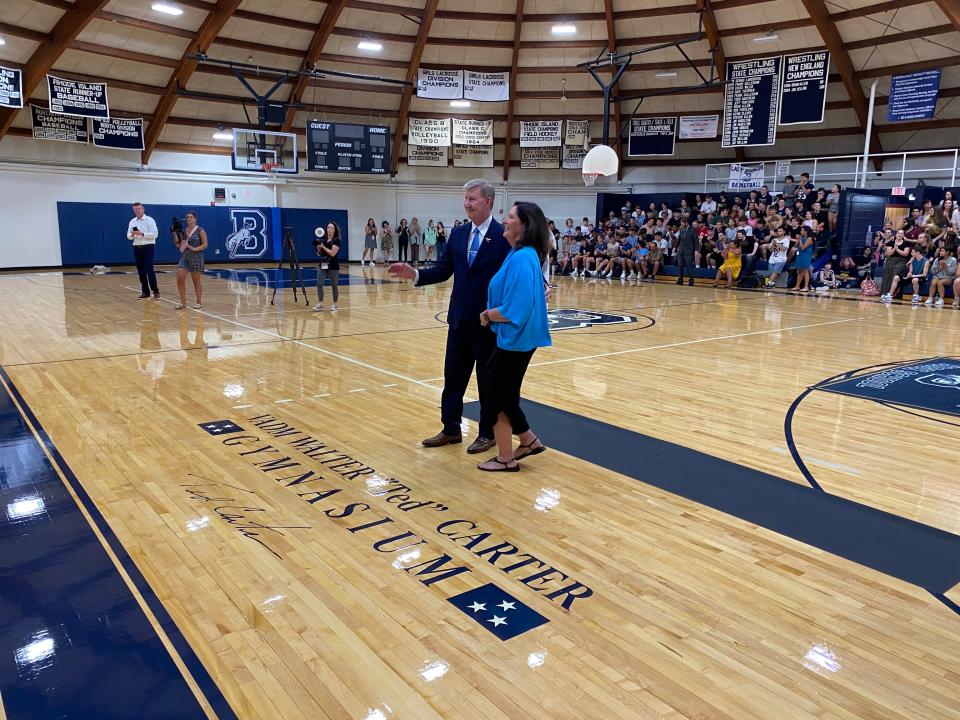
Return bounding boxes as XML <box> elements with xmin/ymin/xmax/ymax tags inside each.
<box><xmin>127</xmin><ymin>202</ymin><xmax>160</xmax><ymax>300</ymax></box>
<box><xmin>175</xmin><ymin>211</ymin><xmax>208</xmax><ymax>309</ymax></box>
<box><xmin>313</xmin><ymin>222</ymin><xmax>341</xmax><ymax>312</ymax></box>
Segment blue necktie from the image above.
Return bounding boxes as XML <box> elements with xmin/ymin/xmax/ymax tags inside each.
<box><xmin>468</xmin><ymin>227</ymin><xmax>481</xmax><ymax>267</ymax></box>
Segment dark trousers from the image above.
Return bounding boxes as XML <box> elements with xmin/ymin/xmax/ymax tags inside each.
<box><xmin>880</xmin><ymin>257</ymin><xmax>906</xmax><ymax>295</ymax></box>
<box><xmin>676</xmin><ymin>251</ymin><xmax>695</xmax><ymax>280</ymax></box>
<box><xmin>479</xmin><ymin>347</ymin><xmax>536</xmax><ymax>436</ymax></box>
<box><xmin>134</xmin><ymin>244</ymin><xmax>159</xmax><ymax>294</ymax></box>
<box><xmin>317</xmin><ymin>267</ymin><xmax>339</xmax><ymax>302</ymax></box>
<box><xmin>441</xmin><ymin>323</ymin><xmax>497</xmax><ymax>438</ymax></box>
<box><xmin>398</xmin><ymin>239</ymin><xmax>409</xmax><ymax>262</ymax></box>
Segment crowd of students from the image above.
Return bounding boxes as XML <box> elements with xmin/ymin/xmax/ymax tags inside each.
<box><xmin>549</xmin><ymin>173</ymin><xmax>838</xmax><ymax>292</ymax></box>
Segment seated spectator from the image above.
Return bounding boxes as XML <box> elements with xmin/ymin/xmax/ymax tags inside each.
<box><xmin>895</xmin><ymin>246</ymin><xmax>931</xmax><ymax>304</ymax></box>
<box><xmin>644</xmin><ymin>240</ymin><xmax>663</xmax><ymax>281</ymax></box>
<box><xmin>558</xmin><ymin>234</ymin><xmax>581</xmax><ymax>275</ymax></box>
<box><xmin>598</xmin><ymin>237</ymin><xmax>620</xmax><ymax>278</ymax></box>
<box><xmin>701</xmin><ymin>194</ymin><xmax>717</xmax><ymax>213</ymax></box>
<box><xmin>713</xmin><ymin>238</ymin><xmax>741</xmax><ymax>289</ymax></box>
<box><xmin>926</xmin><ymin>246</ymin><xmax>957</xmax><ymax>306</ymax></box>
<box><xmin>814</xmin><ymin>262</ymin><xmax>839</xmax><ymax>289</ymax></box>
<box><xmin>837</xmin><ymin>256</ymin><xmax>861</xmax><ymax>288</ymax></box>
<box><xmin>620</xmin><ymin>230</ymin><xmax>639</xmax><ymax>279</ymax></box>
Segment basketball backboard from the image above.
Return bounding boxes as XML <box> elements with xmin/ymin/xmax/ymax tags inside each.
<box><xmin>231</xmin><ymin>128</ymin><xmax>299</xmax><ymax>174</ymax></box>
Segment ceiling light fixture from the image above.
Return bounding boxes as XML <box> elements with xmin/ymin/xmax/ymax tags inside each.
<box><xmin>655</xmin><ymin>71</ymin><xmax>678</xmax><ymax>78</ymax></box>
<box><xmin>151</xmin><ymin>3</ymin><xmax>184</xmax><ymax>16</ymax></box>
<box><xmin>551</xmin><ymin>24</ymin><xmax>576</xmax><ymax>35</ymax></box>
<box><xmin>450</xmin><ymin>100</ymin><xmax>471</xmax><ymax>108</ymax></box>
<box><xmin>0</xmin><ymin>37</ymin><xmax>6</xmax><ymax>46</ymax></box>
<box><xmin>752</xmin><ymin>33</ymin><xmax>778</xmax><ymax>43</ymax></box>
<box><xmin>212</xmin><ymin>126</ymin><xmax>233</xmax><ymax>141</ymax></box>
<box><xmin>560</xmin><ymin>78</ymin><xmax>567</xmax><ymax>103</ymax></box>
<box><xmin>357</xmin><ymin>40</ymin><xmax>383</xmax><ymax>52</ymax></box>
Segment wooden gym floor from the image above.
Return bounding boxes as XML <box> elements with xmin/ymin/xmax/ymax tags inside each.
<box><xmin>0</xmin><ymin>264</ymin><xmax>958</xmax><ymax>720</ymax></box>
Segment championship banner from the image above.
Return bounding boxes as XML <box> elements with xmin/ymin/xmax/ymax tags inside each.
<box><xmin>31</xmin><ymin>104</ymin><xmax>89</xmax><ymax>143</ymax></box>
<box><xmin>728</xmin><ymin>162</ymin><xmax>765</xmax><ymax>192</ymax></box>
<box><xmin>452</xmin><ymin>145</ymin><xmax>493</xmax><ymax>168</ymax></box>
<box><xmin>519</xmin><ymin>120</ymin><xmax>562</xmax><ymax>147</ymax></box>
<box><xmin>722</xmin><ymin>56</ymin><xmax>781</xmax><ymax>147</ymax></box>
<box><xmin>627</xmin><ymin>117</ymin><xmax>676</xmax><ymax>156</ymax></box>
<box><xmin>463</xmin><ymin>71</ymin><xmax>510</xmax><ymax>102</ymax></box>
<box><xmin>562</xmin><ymin>144</ymin><xmax>588</xmax><ymax>170</ymax></box>
<box><xmin>520</xmin><ymin>146</ymin><xmax>560</xmax><ymax>169</ymax></box>
<box><xmin>407</xmin><ymin>144</ymin><xmax>447</xmax><ymax>167</ymax></box>
<box><xmin>779</xmin><ymin>51</ymin><xmax>829</xmax><ymax>125</ymax></box>
<box><xmin>0</xmin><ymin>65</ymin><xmax>23</xmax><ymax>109</ymax></box>
<box><xmin>408</xmin><ymin>117</ymin><xmax>451</xmax><ymax>146</ymax></box>
<box><xmin>92</xmin><ymin>117</ymin><xmax>144</xmax><ymax>150</ymax></box>
<box><xmin>46</xmin><ymin>74</ymin><xmax>109</xmax><ymax>119</ymax></box>
<box><xmin>451</xmin><ymin>118</ymin><xmax>494</xmax><ymax>146</ymax></box>
<box><xmin>416</xmin><ymin>69</ymin><xmax>464</xmax><ymax>100</ymax></box>
<box><xmin>564</xmin><ymin>119</ymin><xmax>590</xmax><ymax>148</ymax></box>
<box><xmin>887</xmin><ymin>70</ymin><xmax>942</xmax><ymax>122</ymax></box>
<box><xmin>678</xmin><ymin>115</ymin><xmax>718</xmax><ymax>139</ymax></box>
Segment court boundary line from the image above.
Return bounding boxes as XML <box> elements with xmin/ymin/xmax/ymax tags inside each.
<box><xmin>0</xmin><ymin>366</ymin><xmax>238</xmax><ymax>720</ymax></box>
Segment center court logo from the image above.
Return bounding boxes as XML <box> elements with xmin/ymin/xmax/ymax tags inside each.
<box><xmin>225</xmin><ymin>209</ymin><xmax>268</xmax><ymax>259</ymax></box>
<box><xmin>548</xmin><ymin>308</ymin><xmax>638</xmax><ymax>331</ymax></box>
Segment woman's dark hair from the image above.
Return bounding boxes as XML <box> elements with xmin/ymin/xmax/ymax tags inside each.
<box><xmin>185</xmin><ymin>211</ymin><xmax>197</xmax><ymax>220</ymax></box>
<box><xmin>381</xmin><ymin>220</ymin><xmax>390</xmax><ymax>227</ymax></box>
<box><xmin>325</xmin><ymin>222</ymin><xmax>341</xmax><ymax>242</ymax></box>
<box><xmin>512</xmin><ymin>202</ymin><xmax>551</xmax><ymax>262</ymax></box>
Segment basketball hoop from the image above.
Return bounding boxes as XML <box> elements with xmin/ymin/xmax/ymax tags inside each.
<box><xmin>582</xmin><ymin>144</ymin><xmax>618</xmax><ymax>187</ymax></box>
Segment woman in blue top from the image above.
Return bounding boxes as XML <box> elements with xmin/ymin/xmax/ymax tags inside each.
<box><xmin>477</xmin><ymin>202</ymin><xmax>553</xmax><ymax>472</ymax></box>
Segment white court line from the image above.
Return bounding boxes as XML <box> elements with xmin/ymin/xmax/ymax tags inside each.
<box><xmin>771</xmin><ymin>446</ymin><xmax>862</xmax><ymax>476</ymax></box>
<box><xmin>528</xmin><ymin>318</ymin><xmax>859</xmax><ymax>368</ymax></box>
<box><xmin>122</xmin><ymin>285</ymin><xmax>448</xmax><ymax>395</ymax></box>
<box><xmin>413</xmin><ymin>317</ymin><xmax>860</xmax><ymax>382</ymax></box>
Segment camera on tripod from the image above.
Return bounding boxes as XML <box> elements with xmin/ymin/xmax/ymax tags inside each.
<box><xmin>170</xmin><ymin>216</ymin><xmax>185</xmax><ymax>234</ymax></box>
<box><xmin>283</xmin><ymin>226</ymin><xmax>297</xmax><ymax>246</ymax></box>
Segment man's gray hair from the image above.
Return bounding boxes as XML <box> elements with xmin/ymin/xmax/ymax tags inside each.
<box><xmin>463</xmin><ymin>178</ymin><xmax>495</xmax><ymax>201</ymax></box>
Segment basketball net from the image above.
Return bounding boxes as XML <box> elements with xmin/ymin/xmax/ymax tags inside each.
<box><xmin>582</xmin><ymin>172</ymin><xmax>601</xmax><ymax>186</ymax></box>
<box><xmin>262</xmin><ymin>162</ymin><xmax>280</xmax><ymax>178</ymax></box>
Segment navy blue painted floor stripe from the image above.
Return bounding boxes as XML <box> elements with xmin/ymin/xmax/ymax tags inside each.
<box><xmin>464</xmin><ymin>399</ymin><xmax>960</xmax><ymax>594</ymax></box>
<box><xmin>0</xmin><ymin>367</ymin><xmax>237</xmax><ymax>720</ymax></box>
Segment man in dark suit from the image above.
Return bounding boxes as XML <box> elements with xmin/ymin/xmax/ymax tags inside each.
<box><xmin>390</xmin><ymin>179</ymin><xmax>510</xmax><ymax>454</ymax></box>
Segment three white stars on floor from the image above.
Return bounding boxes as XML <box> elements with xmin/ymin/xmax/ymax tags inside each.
<box><xmin>467</xmin><ymin>600</ymin><xmax>517</xmax><ymax>627</ymax></box>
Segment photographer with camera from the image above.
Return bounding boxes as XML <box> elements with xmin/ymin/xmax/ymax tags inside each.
<box><xmin>127</xmin><ymin>202</ymin><xmax>159</xmax><ymax>300</ymax></box>
<box><xmin>313</xmin><ymin>222</ymin><xmax>341</xmax><ymax>312</ymax></box>
<box><xmin>175</xmin><ymin>211</ymin><xmax>208</xmax><ymax>310</ymax></box>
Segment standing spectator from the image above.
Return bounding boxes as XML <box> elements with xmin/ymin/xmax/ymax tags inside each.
<box><xmin>791</xmin><ymin>227</ymin><xmax>815</xmax><ymax>292</ymax></box>
<box><xmin>476</xmin><ymin>201</ymin><xmax>552</xmax><ymax>472</ymax></box>
<box><xmin>175</xmin><ymin>211</ymin><xmax>208</xmax><ymax>310</ymax></box>
<box><xmin>313</xmin><ymin>222</ymin><xmax>341</xmax><ymax>312</ymax></box>
<box><xmin>435</xmin><ymin>221</ymin><xmax>447</xmax><ymax>262</ymax></box>
<box><xmin>826</xmin><ymin>184</ymin><xmax>841</xmax><ymax>236</ymax></box>
<box><xmin>713</xmin><ymin>238</ymin><xmax>741</xmax><ymax>288</ymax></box>
<box><xmin>424</xmin><ymin>219</ymin><xmax>437</xmax><ymax>264</ymax></box>
<box><xmin>379</xmin><ymin>220</ymin><xmax>394</xmax><ymax>263</ymax></box>
<box><xmin>127</xmin><ymin>202</ymin><xmax>160</xmax><ymax>300</ymax></box>
<box><xmin>397</xmin><ymin>218</ymin><xmax>410</xmax><ymax>263</ymax></box>
<box><xmin>926</xmin><ymin>246</ymin><xmax>956</xmax><ymax>306</ymax></box>
<box><xmin>740</xmin><ymin>230</ymin><xmax>759</xmax><ymax>285</ymax></box>
<box><xmin>409</xmin><ymin>217</ymin><xmax>423</xmax><ymax>267</ymax></box>
<box><xmin>362</xmin><ymin>217</ymin><xmax>378</xmax><ymax>266</ymax></box>
<box><xmin>764</xmin><ymin>227</ymin><xmax>791</xmax><ymax>288</ymax></box>
<box><xmin>879</xmin><ymin>230</ymin><xmax>911</xmax><ymax>302</ymax></box>
<box><xmin>389</xmin><ymin>179</ymin><xmax>510</xmax><ymax>454</ymax></box>
<box><xmin>781</xmin><ymin>175</ymin><xmax>797</xmax><ymax>206</ymax></box>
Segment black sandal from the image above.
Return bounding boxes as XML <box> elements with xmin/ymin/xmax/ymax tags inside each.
<box><xmin>477</xmin><ymin>456</ymin><xmax>520</xmax><ymax>473</ymax></box>
<box><xmin>514</xmin><ymin>438</ymin><xmax>546</xmax><ymax>460</ymax></box>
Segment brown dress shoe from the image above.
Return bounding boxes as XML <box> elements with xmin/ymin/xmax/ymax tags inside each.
<box><xmin>466</xmin><ymin>436</ymin><xmax>496</xmax><ymax>454</ymax></box>
<box><xmin>421</xmin><ymin>431</ymin><xmax>462</xmax><ymax>447</ymax></box>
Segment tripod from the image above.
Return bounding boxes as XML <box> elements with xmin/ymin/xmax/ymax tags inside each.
<box><xmin>271</xmin><ymin>229</ymin><xmax>309</xmax><ymax>305</ymax></box>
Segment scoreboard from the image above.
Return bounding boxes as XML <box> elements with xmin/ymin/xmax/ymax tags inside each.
<box><xmin>306</xmin><ymin>121</ymin><xmax>390</xmax><ymax>174</ymax></box>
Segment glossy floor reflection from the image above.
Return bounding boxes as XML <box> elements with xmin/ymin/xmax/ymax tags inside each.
<box><xmin>0</xmin><ymin>265</ymin><xmax>958</xmax><ymax>720</ymax></box>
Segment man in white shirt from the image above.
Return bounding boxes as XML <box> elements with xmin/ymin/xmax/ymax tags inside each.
<box><xmin>127</xmin><ymin>202</ymin><xmax>160</xmax><ymax>299</ymax></box>
<box><xmin>700</xmin><ymin>194</ymin><xmax>717</xmax><ymax>213</ymax></box>
<box><xmin>764</xmin><ymin>226</ymin><xmax>791</xmax><ymax>288</ymax></box>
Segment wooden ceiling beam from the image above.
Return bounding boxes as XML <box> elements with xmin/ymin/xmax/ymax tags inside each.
<box><xmin>857</xmin><ymin>54</ymin><xmax>960</xmax><ymax>80</ymax></box>
<box><xmin>141</xmin><ymin>0</ymin><xmax>243</xmax><ymax>164</ymax></box>
<box><xmin>70</xmin><ymin>40</ymin><xmax>181</xmax><ymax>68</ymax></box>
<box><xmin>97</xmin><ymin>10</ymin><xmax>196</xmax><ymax>39</ymax></box>
<box><xmin>502</xmin><ymin>0</ymin><xmax>525</xmax><ymax>182</ymax></box>
<box><xmin>934</xmin><ymin>0</ymin><xmax>960</xmax><ymax>31</ymax></box>
<box><xmin>280</xmin><ymin>0</ymin><xmax>349</xmax><ymax>135</ymax></box>
<box><xmin>800</xmin><ymin>0</ymin><xmax>883</xmax><ymax>172</ymax></box>
<box><xmin>391</xmin><ymin>0</ymin><xmax>440</xmax><ymax>176</ymax></box>
<box><xmin>0</xmin><ymin>0</ymin><xmax>111</xmax><ymax>142</ymax></box>
<box><xmin>0</xmin><ymin>21</ymin><xmax>51</xmax><ymax>44</ymax></box>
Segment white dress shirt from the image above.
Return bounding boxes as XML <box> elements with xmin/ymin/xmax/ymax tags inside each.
<box><xmin>127</xmin><ymin>214</ymin><xmax>159</xmax><ymax>246</ymax></box>
<box><xmin>413</xmin><ymin>214</ymin><xmax>494</xmax><ymax>283</ymax></box>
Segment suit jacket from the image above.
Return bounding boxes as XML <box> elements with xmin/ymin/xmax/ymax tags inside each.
<box><xmin>416</xmin><ymin>218</ymin><xmax>510</xmax><ymax>330</ymax></box>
